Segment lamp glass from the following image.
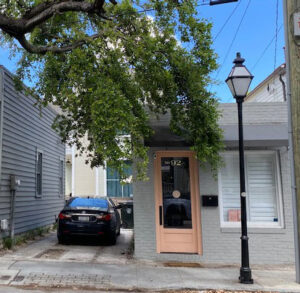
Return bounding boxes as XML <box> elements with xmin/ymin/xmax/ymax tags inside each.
<box><xmin>232</xmin><ymin>77</ymin><xmax>252</xmax><ymax>97</ymax></box>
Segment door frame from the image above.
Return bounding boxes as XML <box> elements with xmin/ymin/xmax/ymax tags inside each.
<box><xmin>154</xmin><ymin>150</ymin><xmax>202</xmax><ymax>254</ymax></box>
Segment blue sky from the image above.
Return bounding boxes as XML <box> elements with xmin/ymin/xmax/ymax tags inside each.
<box><xmin>0</xmin><ymin>0</ymin><xmax>284</xmax><ymax>104</ymax></box>
<box><xmin>199</xmin><ymin>0</ymin><xmax>284</xmax><ymax>102</ymax></box>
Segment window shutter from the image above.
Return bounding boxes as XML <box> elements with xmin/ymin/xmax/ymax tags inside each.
<box><xmin>220</xmin><ymin>154</ymin><xmax>240</xmax><ymax>222</ymax></box>
<box><xmin>246</xmin><ymin>154</ymin><xmax>278</xmax><ymax>222</ymax></box>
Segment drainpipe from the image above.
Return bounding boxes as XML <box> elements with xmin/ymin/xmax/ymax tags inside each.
<box><xmin>283</xmin><ymin>0</ymin><xmax>300</xmax><ymax>283</ymax></box>
<box><xmin>279</xmin><ymin>70</ymin><xmax>287</xmax><ymax>101</ymax></box>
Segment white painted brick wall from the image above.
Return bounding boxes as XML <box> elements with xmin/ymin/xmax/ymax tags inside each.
<box><xmin>133</xmin><ymin>147</ymin><xmax>295</xmax><ymax>265</ymax></box>
<box><xmin>219</xmin><ymin>102</ymin><xmax>287</xmax><ymax>125</ymax></box>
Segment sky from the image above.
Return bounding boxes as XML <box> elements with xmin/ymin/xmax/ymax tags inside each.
<box><xmin>199</xmin><ymin>0</ymin><xmax>285</xmax><ymax>102</ymax></box>
<box><xmin>0</xmin><ymin>0</ymin><xmax>285</xmax><ymax>104</ymax></box>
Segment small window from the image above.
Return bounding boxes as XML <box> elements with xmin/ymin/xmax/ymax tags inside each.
<box><xmin>36</xmin><ymin>151</ymin><xmax>43</xmax><ymax>197</ymax></box>
<box><xmin>106</xmin><ymin>162</ymin><xmax>133</xmax><ymax>198</ymax></box>
<box><xmin>59</xmin><ymin>159</ymin><xmax>64</xmax><ymax>196</ymax></box>
<box><xmin>219</xmin><ymin>151</ymin><xmax>283</xmax><ymax>228</ymax></box>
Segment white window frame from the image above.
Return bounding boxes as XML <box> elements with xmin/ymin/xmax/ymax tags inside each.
<box><xmin>59</xmin><ymin>157</ymin><xmax>64</xmax><ymax>197</ymax></box>
<box><xmin>218</xmin><ymin>150</ymin><xmax>284</xmax><ymax>229</ymax></box>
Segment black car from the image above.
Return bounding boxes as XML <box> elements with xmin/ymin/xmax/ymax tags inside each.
<box><xmin>57</xmin><ymin>197</ymin><xmax>122</xmax><ymax>245</ymax></box>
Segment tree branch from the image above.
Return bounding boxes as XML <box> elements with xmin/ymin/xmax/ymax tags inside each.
<box><xmin>16</xmin><ymin>32</ymin><xmax>104</xmax><ymax>54</ymax></box>
<box><xmin>0</xmin><ymin>0</ymin><xmax>118</xmax><ymax>53</ymax></box>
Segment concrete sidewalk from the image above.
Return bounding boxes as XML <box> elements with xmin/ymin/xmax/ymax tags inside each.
<box><xmin>0</xmin><ymin>232</ymin><xmax>298</xmax><ymax>292</ymax></box>
<box><xmin>0</xmin><ymin>259</ymin><xmax>298</xmax><ymax>292</ymax></box>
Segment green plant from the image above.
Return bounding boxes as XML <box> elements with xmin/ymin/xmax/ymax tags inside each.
<box><xmin>2</xmin><ymin>237</ymin><xmax>14</xmax><ymax>250</ymax></box>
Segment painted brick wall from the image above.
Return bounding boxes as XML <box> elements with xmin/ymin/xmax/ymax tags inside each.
<box><xmin>133</xmin><ymin>147</ymin><xmax>295</xmax><ymax>265</ymax></box>
<box><xmin>219</xmin><ymin>102</ymin><xmax>287</xmax><ymax>125</ymax></box>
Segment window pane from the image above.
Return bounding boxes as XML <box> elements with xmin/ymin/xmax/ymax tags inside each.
<box><xmin>107</xmin><ymin>167</ymin><xmax>120</xmax><ymax>180</ymax></box>
<box><xmin>107</xmin><ymin>181</ymin><xmax>122</xmax><ymax>197</ymax></box>
<box><xmin>220</xmin><ymin>152</ymin><xmax>279</xmax><ymax>223</ymax></box>
<box><xmin>123</xmin><ymin>183</ymin><xmax>133</xmax><ymax>197</ymax></box>
<box><xmin>247</xmin><ymin>154</ymin><xmax>278</xmax><ymax>222</ymax></box>
<box><xmin>161</xmin><ymin>157</ymin><xmax>192</xmax><ymax>229</ymax></box>
<box><xmin>37</xmin><ymin>174</ymin><xmax>42</xmax><ymax>195</ymax></box>
<box><xmin>220</xmin><ymin>154</ymin><xmax>240</xmax><ymax>222</ymax></box>
<box><xmin>36</xmin><ymin>152</ymin><xmax>42</xmax><ymax>195</ymax></box>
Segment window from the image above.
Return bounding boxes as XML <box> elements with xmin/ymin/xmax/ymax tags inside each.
<box><xmin>59</xmin><ymin>159</ymin><xmax>64</xmax><ymax>196</ymax></box>
<box><xmin>36</xmin><ymin>151</ymin><xmax>43</xmax><ymax>197</ymax></box>
<box><xmin>219</xmin><ymin>151</ymin><xmax>283</xmax><ymax>227</ymax></box>
<box><xmin>106</xmin><ymin>163</ymin><xmax>133</xmax><ymax>198</ymax></box>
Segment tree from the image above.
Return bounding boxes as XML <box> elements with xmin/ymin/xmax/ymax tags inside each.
<box><xmin>0</xmin><ymin>0</ymin><xmax>223</xmax><ymax>179</ymax></box>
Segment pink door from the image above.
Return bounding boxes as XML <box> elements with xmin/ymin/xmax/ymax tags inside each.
<box><xmin>155</xmin><ymin>151</ymin><xmax>202</xmax><ymax>254</ymax></box>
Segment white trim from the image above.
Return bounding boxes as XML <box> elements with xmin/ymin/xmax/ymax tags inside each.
<box><xmin>218</xmin><ymin>150</ymin><xmax>284</xmax><ymax>229</ymax></box>
<box><xmin>103</xmin><ymin>162</ymin><xmax>107</xmax><ymax>197</ymax></box>
<box><xmin>95</xmin><ymin>167</ymin><xmax>99</xmax><ymax>196</ymax></box>
<box><xmin>59</xmin><ymin>157</ymin><xmax>64</xmax><ymax>197</ymax></box>
<box><xmin>71</xmin><ymin>145</ymin><xmax>75</xmax><ymax>197</ymax></box>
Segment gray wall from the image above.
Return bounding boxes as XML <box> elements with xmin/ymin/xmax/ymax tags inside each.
<box><xmin>133</xmin><ymin>147</ymin><xmax>295</xmax><ymax>265</ymax></box>
<box><xmin>0</xmin><ymin>66</ymin><xmax>65</xmax><ymax>235</ymax></box>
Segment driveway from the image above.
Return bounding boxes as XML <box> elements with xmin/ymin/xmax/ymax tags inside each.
<box><xmin>0</xmin><ymin>229</ymin><xmax>134</xmax><ymax>265</ymax></box>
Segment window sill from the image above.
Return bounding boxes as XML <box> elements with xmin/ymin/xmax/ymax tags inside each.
<box><xmin>220</xmin><ymin>226</ymin><xmax>286</xmax><ymax>234</ymax></box>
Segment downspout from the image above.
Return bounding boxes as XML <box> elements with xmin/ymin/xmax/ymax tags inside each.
<box><xmin>283</xmin><ymin>0</ymin><xmax>300</xmax><ymax>283</ymax></box>
<box><xmin>279</xmin><ymin>71</ymin><xmax>287</xmax><ymax>101</ymax></box>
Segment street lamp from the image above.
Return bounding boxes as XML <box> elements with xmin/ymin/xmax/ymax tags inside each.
<box><xmin>225</xmin><ymin>52</ymin><xmax>254</xmax><ymax>284</ymax></box>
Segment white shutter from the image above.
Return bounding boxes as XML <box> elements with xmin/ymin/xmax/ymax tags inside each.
<box><xmin>220</xmin><ymin>154</ymin><xmax>240</xmax><ymax>222</ymax></box>
<box><xmin>246</xmin><ymin>154</ymin><xmax>278</xmax><ymax>222</ymax></box>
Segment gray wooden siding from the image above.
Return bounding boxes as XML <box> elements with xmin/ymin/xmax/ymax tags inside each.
<box><xmin>0</xmin><ymin>66</ymin><xmax>65</xmax><ymax>235</ymax></box>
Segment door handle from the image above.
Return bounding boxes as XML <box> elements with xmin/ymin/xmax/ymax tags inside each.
<box><xmin>159</xmin><ymin>206</ymin><xmax>162</xmax><ymax>225</ymax></box>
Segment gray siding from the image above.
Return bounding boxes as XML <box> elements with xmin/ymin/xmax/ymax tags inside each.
<box><xmin>0</xmin><ymin>67</ymin><xmax>65</xmax><ymax>235</ymax></box>
<box><xmin>133</xmin><ymin>147</ymin><xmax>294</xmax><ymax>265</ymax></box>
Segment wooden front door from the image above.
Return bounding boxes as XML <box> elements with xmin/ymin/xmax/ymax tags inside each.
<box><xmin>155</xmin><ymin>151</ymin><xmax>202</xmax><ymax>254</ymax></box>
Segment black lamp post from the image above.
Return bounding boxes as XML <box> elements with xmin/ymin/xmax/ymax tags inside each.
<box><xmin>225</xmin><ymin>52</ymin><xmax>254</xmax><ymax>284</ymax></box>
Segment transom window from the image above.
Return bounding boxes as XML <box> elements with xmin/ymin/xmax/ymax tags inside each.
<box><xmin>106</xmin><ymin>163</ymin><xmax>133</xmax><ymax>198</ymax></box>
<box><xmin>219</xmin><ymin>151</ymin><xmax>283</xmax><ymax>227</ymax></box>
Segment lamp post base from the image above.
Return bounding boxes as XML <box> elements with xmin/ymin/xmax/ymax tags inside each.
<box><xmin>239</xmin><ymin>267</ymin><xmax>253</xmax><ymax>284</ymax></box>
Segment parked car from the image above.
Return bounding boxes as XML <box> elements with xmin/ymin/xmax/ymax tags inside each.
<box><xmin>57</xmin><ymin>197</ymin><xmax>122</xmax><ymax>245</ymax></box>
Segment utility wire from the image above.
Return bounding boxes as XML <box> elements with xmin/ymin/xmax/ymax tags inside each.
<box><xmin>213</xmin><ymin>0</ymin><xmax>242</xmax><ymax>41</ymax></box>
<box><xmin>274</xmin><ymin>0</ymin><xmax>279</xmax><ymax>71</ymax></box>
<box><xmin>250</xmin><ymin>24</ymin><xmax>283</xmax><ymax>72</ymax></box>
<box><xmin>211</xmin><ymin>0</ymin><xmax>251</xmax><ymax>84</ymax></box>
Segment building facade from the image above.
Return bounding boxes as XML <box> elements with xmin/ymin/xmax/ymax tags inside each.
<box><xmin>0</xmin><ymin>66</ymin><xmax>65</xmax><ymax>237</ymax></box>
<box><xmin>133</xmin><ymin>102</ymin><xmax>294</xmax><ymax>265</ymax></box>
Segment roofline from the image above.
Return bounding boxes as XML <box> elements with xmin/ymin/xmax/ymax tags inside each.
<box><xmin>0</xmin><ymin>64</ymin><xmax>61</xmax><ymax>115</ymax></box>
<box><xmin>245</xmin><ymin>63</ymin><xmax>286</xmax><ymax>101</ymax></box>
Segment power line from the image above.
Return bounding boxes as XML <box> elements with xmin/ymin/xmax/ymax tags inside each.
<box><xmin>250</xmin><ymin>24</ymin><xmax>283</xmax><ymax>72</ymax></box>
<box><xmin>274</xmin><ymin>0</ymin><xmax>279</xmax><ymax>71</ymax></box>
<box><xmin>213</xmin><ymin>0</ymin><xmax>242</xmax><ymax>41</ymax></box>
<box><xmin>211</xmin><ymin>0</ymin><xmax>251</xmax><ymax>84</ymax></box>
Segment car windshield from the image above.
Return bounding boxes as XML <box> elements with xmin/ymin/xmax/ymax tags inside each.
<box><xmin>67</xmin><ymin>198</ymin><xmax>108</xmax><ymax>210</ymax></box>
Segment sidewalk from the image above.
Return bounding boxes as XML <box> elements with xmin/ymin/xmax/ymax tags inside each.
<box><xmin>0</xmin><ymin>259</ymin><xmax>298</xmax><ymax>292</ymax></box>
<box><xmin>0</xmin><ymin>232</ymin><xmax>298</xmax><ymax>292</ymax></box>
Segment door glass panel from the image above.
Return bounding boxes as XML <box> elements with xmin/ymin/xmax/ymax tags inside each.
<box><xmin>161</xmin><ymin>157</ymin><xmax>192</xmax><ymax>229</ymax></box>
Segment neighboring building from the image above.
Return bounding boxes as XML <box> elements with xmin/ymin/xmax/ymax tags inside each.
<box><xmin>0</xmin><ymin>66</ymin><xmax>65</xmax><ymax>237</ymax></box>
<box><xmin>133</xmin><ymin>101</ymin><xmax>293</xmax><ymax>265</ymax></box>
<box><xmin>65</xmin><ymin>135</ymin><xmax>133</xmax><ymax>200</ymax></box>
<box><xmin>245</xmin><ymin>64</ymin><xmax>286</xmax><ymax>102</ymax></box>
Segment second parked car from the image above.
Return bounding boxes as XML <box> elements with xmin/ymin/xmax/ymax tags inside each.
<box><xmin>57</xmin><ymin>197</ymin><xmax>122</xmax><ymax>245</ymax></box>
